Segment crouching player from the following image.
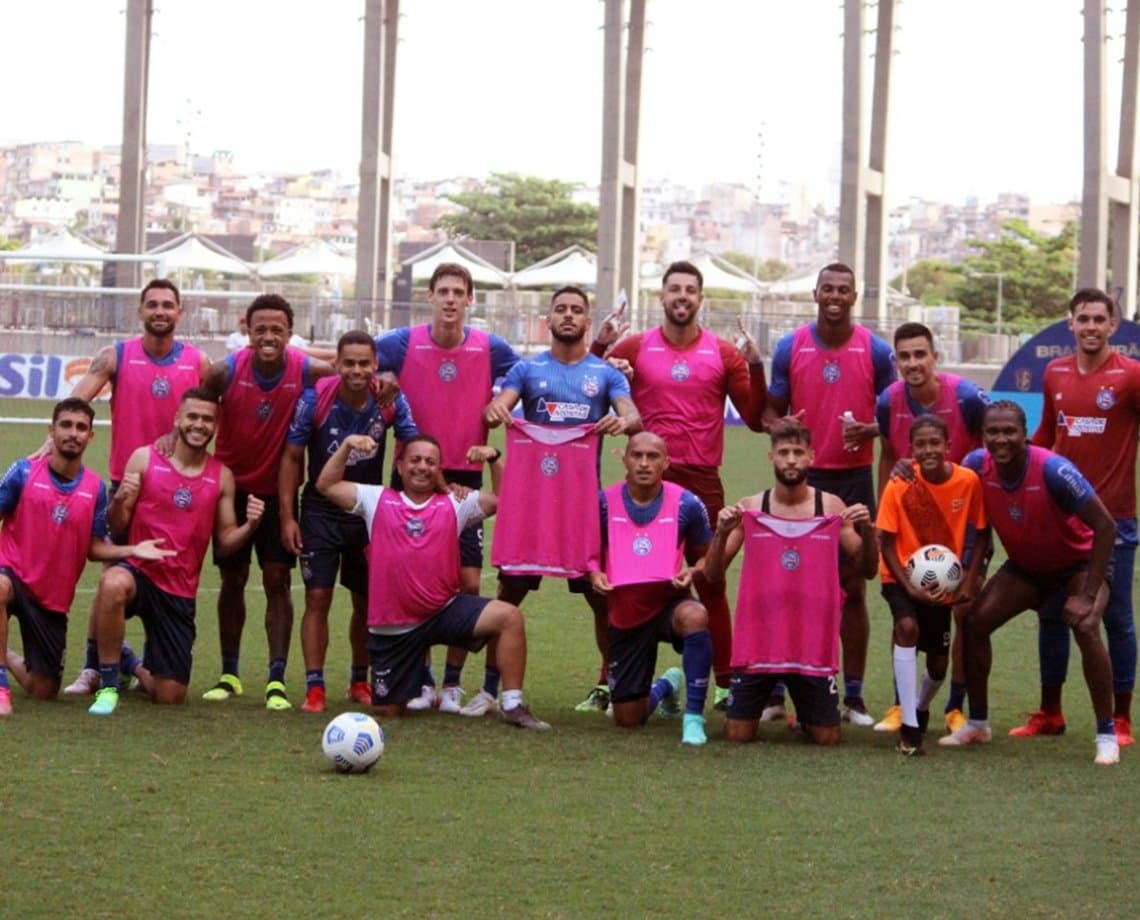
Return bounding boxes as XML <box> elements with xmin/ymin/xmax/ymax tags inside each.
<box><xmin>876</xmin><ymin>415</ymin><xmax>989</xmax><ymax>756</ymax></box>
<box><xmin>706</xmin><ymin>419</ymin><xmax>877</xmax><ymax>744</ymax></box>
<box><xmin>587</xmin><ymin>433</ymin><xmax>714</xmax><ymax>746</ymax></box>
<box><xmin>318</xmin><ymin>433</ymin><xmax>549</xmax><ymax>730</ymax></box>
<box><xmin>88</xmin><ymin>389</ymin><xmax>264</xmax><ymax>715</ymax></box>
<box><xmin>0</xmin><ymin>398</ymin><xmax>173</xmax><ymax>715</ymax></box>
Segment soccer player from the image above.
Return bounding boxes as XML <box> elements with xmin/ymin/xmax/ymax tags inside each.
<box><xmin>0</xmin><ymin>399</ymin><xmax>173</xmax><ymax>715</ymax></box>
<box><xmin>705</xmin><ymin>418</ymin><xmax>877</xmax><ymax>745</ymax></box>
<box><xmin>317</xmin><ymin>433</ymin><xmax>549</xmax><ymax>729</ymax></box>
<box><xmin>58</xmin><ymin>278</ymin><xmax>210</xmax><ymax>694</ymax></box>
<box><xmin>279</xmin><ymin>330</ymin><xmax>418</xmax><ymax>713</ymax></box>
<box><xmin>480</xmin><ymin>285</ymin><xmax>640</xmax><ymax>714</ymax></box>
<box><xmin>941</xmin><ymin>401</ymin><xmax>1120</xmax><ymax>766</ymax></box>
<box><xmin>374</xmin><ymin>262</ymin><xmax>520</xmax><ymax>712</ymax></box>
<box><xmin>591</xmin><ymin>260</ymin><xmax>767</xmax><ymax>710</ymax></box>
<box><xmin>587</xmin><ymin>432</ymin><xmax>714</xmax><ymax>745</ymax></box>
<box><xmin>87</xmin><ymin>388</ymin><xmax>264</xmax><ymax>715</ymax></box>
<box><xmin>763</xmin><ymin>263</ymin><xmax>895</xmax><ymax>725</ymax></box>
<box><xmin>875</xmin><ymin>415</ymin><xmax>989</xmax><ymax>755</ymax></box>
<box><xmin>1020</xmin><ymin>288</ymin><xmax>1140</xmax><ymax>745</ymax></box>
<box><xmin>200</xmin><ymin>294</ymin><xmax>339</xmax><ymax>711</ymax></box>
<box><xmin>873</xmin><ymin>321</ymin><xmax>988</xmax><ymax>733</ymax></box>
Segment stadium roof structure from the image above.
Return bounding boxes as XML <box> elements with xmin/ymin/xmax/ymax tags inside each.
<box><xmin>257</xmin><ymin>239</ymin><xmax>355</xmax><ymax>278</ymax></box>
<box><xmin>404</xmin><ymin>240</ymin><xmax>509</xmax><ymax>287</ymax></box>
<box><xmin>147</xmin><ymin>232</ymin><xmax>252</xmax><ymax>276</ymax></box>
<box><xmin>511</xmin><ymin>245</ymin><xmax>597</xmax><ymax>289</ymax></box>
<box><xmin>4</xmin><ymin>230</ymin><xmax>107</xmax><ymax>264</ymax></box>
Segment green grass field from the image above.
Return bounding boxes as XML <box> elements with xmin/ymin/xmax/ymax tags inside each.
<box><xmin>2</xmin><ymin>399</ymin><xmax>1138</xmax><ymax>918</ymax></box>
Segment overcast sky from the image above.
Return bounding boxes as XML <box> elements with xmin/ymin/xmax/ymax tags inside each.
<box><xmin>3</xmin><ymin>1</ymin><xmax>1127</xmax><ymax>206</ymax></box>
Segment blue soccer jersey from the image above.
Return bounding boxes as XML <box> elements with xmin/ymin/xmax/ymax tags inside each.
<box><xmin>501</xmin><ymin>351</ymin><xmax>631</xmax><ymax>425</ymax></box>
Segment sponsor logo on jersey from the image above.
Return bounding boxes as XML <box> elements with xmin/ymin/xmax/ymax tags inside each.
<box><xmin>632</xmin><ymin>534</ymin><xmax>652</xmax><ymax>556</ymax></box>
<box><xmin>950</xmin><ymin>498</ymin><xmax>965</xmax><ymax>512</ymax></box>
<box><xmin>535</xmin><ymin>398</ymin><xmax>590</xmax><ymax>422</ymax></box>
<box><xmin>151</xmin><ymin>375</ymin><xmax>171</xmax><ymax>398</ymax></box>
<box><xmin>581</xmin><ymin>374</ymin><xmax>600</xmax><ymax>397</ymax></box>
<box><xmin>438</xmin><ymin>360</ymin><xmax>458</xmax><ymax>382</ymax></box>
<box><xmin>1057</xmin><ymin>412</ymin><xmax>1107</xmax><ymax>437</ymax></box>
<box><xmin>405</xmin><ymin>518</ymin><xmax>425</xmax><ymax>537</ymax></box>
<box><xmin>671</xmin><ymin>359</ymin><xmax>690</xmax><ymax>382</ymax></box>
<box><xmin>173</xmin><ymin>486</ymin><xmax>193</xmax><ymax>509</ymax></box>
<box><xmin>1096</xmin><ymin>387</ymin><xmax>1116</xmax><ymax>410</ymax></box>
<box><xmin>1056</xmin><ymin>461</ymin><xmax>1088</xmax><ymax>499</ymax></box>
<box><xmin>780</xmin><ymin>547</ymin><xmax>800</xmax><ymax>570</ymax></box>
<box><xmin>51</xmin><ymin>502</ymin><xmax>68</xmax><ymax>525</ymax></box>
<box><xmin>822</xmin><ymin>362</ymin><xmax>841</xmax><ymax>384</ymax></box>
<box><xmin>540</xmin><ymin>453</ymin><xmax>560</xmax><ymax>477</ymax></box>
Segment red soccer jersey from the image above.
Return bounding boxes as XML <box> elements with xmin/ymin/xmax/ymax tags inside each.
<box><xmin>1032</xmin><ymin>352</ymin><xmax>1140</xmax><ymax>519</ymax></box>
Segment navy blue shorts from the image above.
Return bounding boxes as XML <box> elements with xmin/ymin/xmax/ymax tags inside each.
<box><xmin>120</xmin><ymin>564</ymin><xmax>197</xmax><ymax>686</ymax></box>
<box><xmin>0</xmin><ymin>567</ymin><xmax>67</xmax><ymax>681</ymax></box>
<box><xmin>727</xmin><ymin>671</ymin><xmax>840</xmax><ymax>727</ymax></box>
<box><xmin>214</xmin><ymin>491</ymin><xmax>297</xmax><ymax>571</ymax></box>
<box><xmin>807</xmin><ymin>465</ymin><xmax>876</xmax><ymax>518</ymax></box>
<box><xmin>299</xmin><ymin>496</ymin><xmax>368</xmax><ymax>594</ymax></box>
<box><xmin>368</xmin><ymin>595</ymin><xmax>491</xmax><ymax>706</ymax></box>
<box><xmin>881</xmin><ymin>582</ymin><xmax>951</xmax><ymax>655</ymax></box>
<box><xmin>1000</xmin><ymin>557</ymin><xmax>1113</xmax><ymax>614</ymax></box>
<box><xmin>498</xmin><ymin>573</ymin><xmax>591</xmax><ymax>595</ymax></box>
<box><xmin>606</xmin><ymin>599</ymin><xmax>687</xmax><ymax>703</ymax></box>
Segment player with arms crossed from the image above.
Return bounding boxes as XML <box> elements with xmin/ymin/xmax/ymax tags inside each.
<box><xmin>0</xmin><ymin>399</ymin><xmax>172</xmax><ymax>715</ymax></box>
<box><xmin>587</xmin><ymin>432</ymin><xmax>714</xmax><ymax>745</ymax></box>
<box><xmin>592</xmin><ymin>260</ymin><xmax>767</xmax><ymax>711</ymax></box>
<box><xmin>705</xmin><ymin>419</ymin><xmax>877</xmax><ymax>745</ymax></box>
<box><xmin>1019</xmin><ymin>288</ymin><xmax>1140</xmax><ymax>745</ymax></box>
<box><xmin>318</xmin><ymin>433</ymin><xmax>549</xmax><ymax>729</ymax></box>
<box><xmin>763</xmin><ymin>263</ymin><xmax>895</xmax><ymax>725</ymax></box>
<box><xmin>279</xmin><ymin>330</ymin><xmax>418</xmax><ymax>713</ymax></box>
<box><xmin>87</xmin><ymin>389</ymin><xmax>265</xmax><ymax>715</ymax></box>
<box><xmin>942</xmin><ymin>402</ymin><xmax>1120</xmax><ymax>766</ymax></box>
<box><xmin>876</xmin><ymin>415</ymin><xmax>989</xmax><ymax>755</ymax></box>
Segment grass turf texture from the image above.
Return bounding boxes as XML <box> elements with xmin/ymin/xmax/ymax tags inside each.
<box><xmin>2</xmin><ymin>399</ymin><xmax>1137</xmax><ymax>917</ymax></box>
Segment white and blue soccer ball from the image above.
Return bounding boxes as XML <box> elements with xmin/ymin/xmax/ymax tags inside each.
<box><xmin>905</xmin><ymin>543</ymin><xmax>963</xmax><ymax>595</ymax></box>
<box><xmin>321</xmin><ymin>712</ymin><xmax>385</xmax><ymax>773</ymax></box>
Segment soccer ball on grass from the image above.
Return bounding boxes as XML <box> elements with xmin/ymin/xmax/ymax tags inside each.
<box><xmin>904</xmin><ymin>544</ymin><xmax>963</xmax><ymax>596</ymax></box>
<box><xmin>322</xmin><ymin>712</ymin><xmax>385</xmax><ymax>773</ymax></box>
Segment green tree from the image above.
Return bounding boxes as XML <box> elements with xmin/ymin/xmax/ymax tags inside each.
<box><xmin>890</xmin><ymin>259</ymin><xmax>964</xmax><ymax>304</ymax></box>
<box><xmin>434</xmin><ymin>173</ymin><xmax>598</xmax><ymax>267</ymax></box>
<box><xmin>719</xmin><ymin>251</ymin><xmax>790</xmax><ymax>282</ymax></box>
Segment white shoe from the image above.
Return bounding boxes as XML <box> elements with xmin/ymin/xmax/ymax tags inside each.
<box><xmin>938</xmin><ymin>722</ymin><xmax>993</xmax><ymax>747</ymax></box>
<box><xmin>438</xmin><ymin>686</ymin><xmax>464</xmax><ymax>714</ymax></box>
<box><xmin>405</xmin><ymin>684</ymin><xmax>437</xmax><ymax>711</ymax></box>
<box><xmin>459</xmin><ymin>689</ymin><xmax>498</xmax><ymax>717</ymax></box>
<box><xmin>841</xmin><ymin>704</ymin><xmax>875</xmax><ymax>727</ymax></box>
<box><xmin>760</xmin><ymin>701</ymin><xmax>788</xmax><ymax>722</ymax></box>
<box><xmin>63</xmin><ymin>668</ymin><xmax>101</xmax><ymax>695</ymax></box>
<box><xmin>1095</xmin><ymin>734</ymin><xmax>1121</xmax><ymax>766</ymax></box>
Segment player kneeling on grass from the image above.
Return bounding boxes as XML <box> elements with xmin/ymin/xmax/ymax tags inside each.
<box><xmin>942</xmin><ymin>401</ymin><xmax>1120</xmax><ymax>766</ymax></box>
<box><xmin>0</xmin><ymin>399</ymin><xmax>174</xmax><ymax>716</ymax></box>
<box><xmin>705</xmin><ymin>419</ymin><xmax>877</xmax><ymax>745</ymax></box>
<box><xmin>318</xmin><ymin>433</ymin><xmax>549</xmax><ymax>730</ymax></box>
<box><xmin>88</xmin><ymin>389</ymin><xmax>264</xmax><ymax>715</ymax></box>
<box><xmin>587</xmin><ymin>432</ymin><xmax>714</xmax><ymax>746</ymax></box>
<box><xmin>876</xmin><ymin>414</ymin><xmax>989</xmax><ymax>756</ymax></box>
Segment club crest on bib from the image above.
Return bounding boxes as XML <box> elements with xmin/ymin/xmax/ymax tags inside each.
<box><xmin>671</xmin><ymin>359</ymin><xmax>690</xmax><ymax>382</ymax></box>
<box><xmin>438</xmin><ymin>360</ymin><xmax>458</xmax><ymax>383</ymax></box>
<box><xmin>822</xmin><ymin>362</ymin><xmax>841</xmax><ymax>384</ymax></box>
<box><xmin>780</xmin><ymin>547</ymin><xmax>800</xmax><ymax>570</ymax></box>
<box><xmin>632</xmin><ymin>534</ymin><xmax>652</xmax><ymax>556</ymax></box>
<box><xmin>173</xmin><ymin>486</ymin><xmax>193</xmax><ymax>509</ymax></box>
<box><xmin>540</xmin><ymin>454</ymin><xmax>560</xmax><ymax>477</ymax></box>
<box><xmin>52</xmin><ymin>502</ymin><xmax>69</xmax><ymax>525</ymax></box>
<box><xmin>405</xmin><ymin>518</ymin><xmax>425</xmax><ymax>538</ymax></box>
<box><xmin>1096</xmin><ymin>387</ymin><xmax>1115</xmax><ymax>410</ymax></box>
<box><xmin>256</xmin><ymin>399</ymin><xmax>273</xmax><ymax>421</ymax></box>
<box><xmin>581</xmin><ymin>374</ymin><xmax>600</xmax><ymax>397</ymax></box>
<box><xmin>151</xmin><ymin>375</ymin><xmax>171</xmax><ymax>398</ymax></box>
<box><xmin>1008</xmin><ymin>503</ymin><xmax>1024</xmax><ymax>523</ymax></box>
<box><xmin>372</xmin><ymin>672</ymin><xmax>389</xmax><ymax>699</ymax></box>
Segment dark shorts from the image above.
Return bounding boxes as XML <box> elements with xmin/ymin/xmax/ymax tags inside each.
<box><xmin>606</xmin><ymin>599</ymin><xmax>688</xmax><ymax>703</ymax></box>
<box><xmin>1000</xmin><ymin>557</ymin><xmax>1113</xmax><ymax>615</ymax></box>
<box><xmin>108</xmin><ymin>479</ymin><xmax>129</xmax><ymax>546</ymax></box>
<box><xmin>0</xmin><ymin>567</ymin><xmax>67</xmax><ymax>681</ymax></box>
<box><xmin>120</xmin><ymin>564</ymin><xmax>197</xmax><ymax>686</ymax></box>
<box><xmin>368</xmin><ymin>595</ymin><xmax>491</xmax><ymax>706</ymax></box>
<box><xmin>727</xmin><ymin>671</ymin><xmax>840</xmax><ymax>727</ymax></box>
<box><xmin>299</xmin><ymin>498</ymin><xmax>368</xmax><ymax>594</ymax></box>
<box><xmin>214</xmin><ymin>491</ymin><xmax>297</xmax><ymax>571</ymax></box>
<box><xmin>498</xmin><ymin>573</ymin><xmax>591</xmax><ymax>595</ymax></box>
<box><xmin>807</xmin><ymin>465</ymin><xmax>876</xmax><ymax>518</ymax></box>
<box><xmin>881</xmin><ymin>582</ymin><xmax>951</xmax><ymax>655</ymax></box>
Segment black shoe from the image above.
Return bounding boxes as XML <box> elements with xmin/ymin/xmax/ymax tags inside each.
<box><xmin>897</xmin><ymin>724</ymin><xmax>926</xmax><ymax>756</ymax></box>
<box><xmin>917</xmin><ymin>708</ymin><xmax>930</xmax><ymax>735</ymax></box>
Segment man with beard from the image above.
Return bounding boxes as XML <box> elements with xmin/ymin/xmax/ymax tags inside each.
<box><xmin>87</xmin><ymin>389</ymin><xmax>264</xmax><ymax>715</ymax></box>
<box><xmin>0</xmin><ymin>399</ymin><xmax>173</xmax><ymax>715</ymax></box>
<box><xmin>763</xmin><ymin>263</ymin><xmax>895</xmax><ymax>725</ymax></box>
<box><xmin>944</xmin><ymin>402</ymin><xmax>1120</xmax><ymax>766</ymax></box>
<box><xmin>476</xmin><ymin>286</ymin><xmax>640</xmax><ymax>714</ymax></box>
<box><xmin>705</xmin><ymin>418</ymin><xmax>877</xmax><ymax>745</ymax></box>
<box><xmin>591</xmin><ymin>260</ymin><xmax>767</xmax><ymax>711</ymax></box>
<box><xmin>59</xmin><ymin>279</ymin><xmax>210</xmax><ymax>695</ymax></box>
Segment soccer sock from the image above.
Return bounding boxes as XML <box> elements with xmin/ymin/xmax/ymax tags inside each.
<box><xmin>84</xmin><ymin>638</ymin><xmax>98</xmax><ymax>671</ymax></box>
<box><xmin>844</xmin><ymin>676</ymin><xmax>863</xmax><ymax>702</ymax></box>
<box><xmin>917</xmin><ymin>670</ymin><xmax>943</xmax><ymax>711</ymax></box>
<box><xmin>99</xmin><ymin>662</ymin><xmax>119</xmax><ymax>692</ymax></box>
<box><xmin>967</xmin><ymin>705</ymin><xmax>988</xmax><ymax>723</ymax></box>
<box><xmin>0</xmin><ymin>665</ymin><xmax>8</xmax><ymax>691</ymax></box>
<box><xmin>1041</xmin><ymin>684</ymin><xmax>1063</xmax><ymax>714</ymax></box>
<box><xmin>420</xmin><ymin>663</ymin><xmax>436</xmax><ymax>689</ymax></box>
<box><xmin>501</xmin><ymin>689</ymin><xmax>522</xmax><ymax>711</ymax></box>
<box><xmin>221</xmin><ymin>652</ymin><xmax>239</xmax><ymax>678</ymax></box>
<box><xmin>349</xmin><ymin>665</ymin><xmax>367</xmax><ymax>684</ymax></box>
<box><xmin>119</xmin><ymin>644</ymin><xmax>142</xmax><ymax>676</ymax></box>
<box><xmin>268</xmin><ymin>658</ymin><xmax>287</xmax><ymax>684</ymax></box>
<box><xmin>305</xmin><ymin>669</ymin><xmax>324</xmax><ymax>691</ymax></box>
<box><xmin>892</xmin><ymin>645</ymin><xmax>918</xmax><ymax>727</ymax></box>
<box><xmin>482</xmin><ymin>665</ymin><xmax>501</xmax><ymax>697</ymax></box>
<box><xmin>648</xmin><ymin>676</ymin><xmax>673</xmax><ymax>714</ymax></box>
<box><xmin>1096</xmin><ymin>717</ymin><xmax>1115</xmax><ymax>735</ymax></box>
<box><xmin>682</xmin><ymin>630</ymin><xmax>712</xmax><ymax>715</ymax></box>
<box><xmin>945</xmin><ymin>681</ymin><xmax>967</xmax><ymax>713</ymax></box>
<box><xmin>443</xmin><ymin>662</ymin><xmax>463</xmax><ymax>687</ymax></box>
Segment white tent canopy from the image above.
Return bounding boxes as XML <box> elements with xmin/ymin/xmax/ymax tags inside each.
<box><xmin>5</xmin><ymin>230</ymin><xmax>107</xmax><ymax>264</ymax></box>
<box><xmin>511</xmin><ymin>245</ymin><xmax>597</xmax><ymax>288</ymax></box>
<box><xmin>639</xmin><ymin>252</ymin><xmax>764</xmax><ymax>294</ymax></box>
<box><xmin>258</xmin><ymin>239</ymin><xmax>355</xmax><ymax>278</ymax></box>
<box><xmin>405</xmin><ymin>241</ymin><xmax>509</xmax><ymax>287</ymax></box>
<box><xmin>148</xmin><ymin>232</ymin><xmax>252</xmax><ymax>276</ymax></box>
